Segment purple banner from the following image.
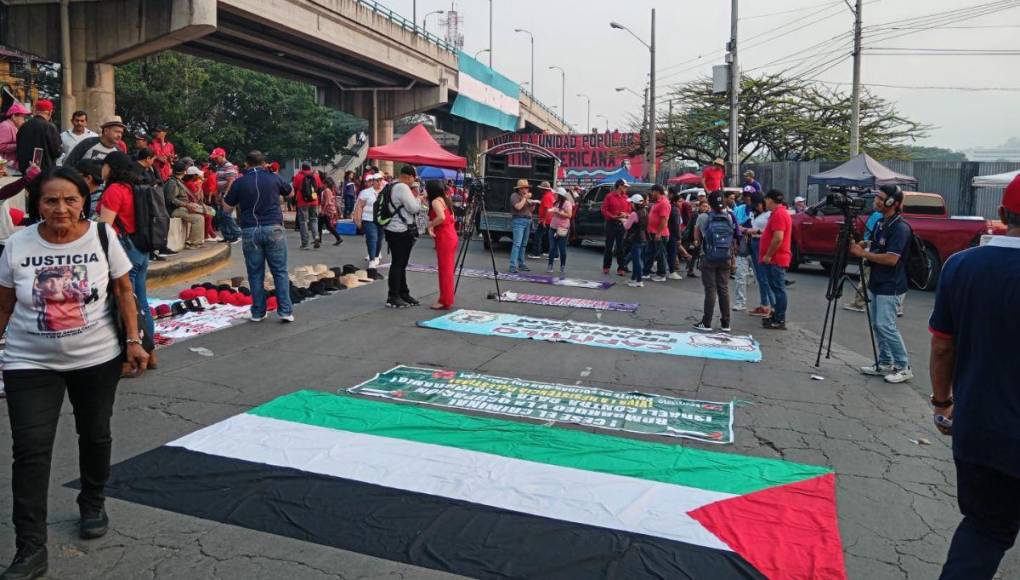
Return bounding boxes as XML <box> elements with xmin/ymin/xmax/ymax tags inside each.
<box><xmin>499</xmin><ymin>291</ymin><xmax>638</xmax><ymax>313</ymax></box>
<box><xmin>407</xmin><ymin>264</ymin><xmax>614</xmax><ymax>290</ymax></box>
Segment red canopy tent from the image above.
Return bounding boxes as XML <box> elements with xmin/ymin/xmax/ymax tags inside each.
<box><xmin>367</xmin><ymin>123</ymin><xmax>468</xmax><ymax>170</ymax></box>
<box><xmin>667</xmin><ymin>173</ymin><xmax>701</xmax><ymax>186</ymax></box>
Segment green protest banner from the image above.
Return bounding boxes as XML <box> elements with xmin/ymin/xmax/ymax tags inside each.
<box><xmin>348</xmin><ymin>366</ymin><xmax>735</xmax><ymax>444</ymax></box>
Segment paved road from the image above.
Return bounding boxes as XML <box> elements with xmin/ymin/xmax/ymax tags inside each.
<box><xmin>0</xmin><ymin>229</ymin><xmax>1012</xmax><ymax>579</ymax></box>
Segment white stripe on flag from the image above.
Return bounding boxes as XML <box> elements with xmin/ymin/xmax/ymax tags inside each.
<box><xmin>169</xmin><ymin>414</ymin><xmax>734</xmax><ymax>551</ymax></box>
<box><xmin>458</xmin><ymin>72</ymin><xmax>521</xmax><ymax>117</ymax></box>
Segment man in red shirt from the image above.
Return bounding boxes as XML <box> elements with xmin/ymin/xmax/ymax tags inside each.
<box><xmin>701</xmin><ymin>158</ymin><xmax>725</xmax><ymax>192</ymax></box>
<box><xmin>760</xmin><ymin>189</ymin><xmax>793</xmax><ymax>330</ymax></box>
<box><xmin>292</xmin><ymin>162</ymin><xmax>323</xmax><ymax>249</ymax></box>
<box><xmin>600</xmin><ymin>179</ymin><xmax>632</xmax><ymax>275</ymax></box>
<box><xmin>149</xmin><ymin>126</ymin><xmax>175</xmax><ymax>182</ymax></box>
<box><xmin>528</xmin><ymin>182</ymin><xmax>556</xmax><ymax>258</ymax></box>
<box><xmin>644</xmin><ymin>184</ymin><xmax>671</xmax><ymax>282</ymax></box>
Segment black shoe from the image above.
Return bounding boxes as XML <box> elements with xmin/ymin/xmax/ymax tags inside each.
<box><xmin>333</xmin><ymin>238</ymin><xmax>343</xmax><ymax>246</ymax></box>
<box><xmin>160</xmin><ymin>248</ymin><xmax>179</xmax><ymax>256</ymax></box>
<box><xmin>386</xmin><ymin>298</ymin><xmax>411</xmax><ymax>309</ymax></box>
<box><xmin>763</xmin><ymin>319</ymin><xmax>787</xmax><ymax>330</ymax></box>
<box><xmin>314</xmin><ymin>240</ymin><xmax>321</xmax><ymax>249</ymax></box>
<box><xmin>400</xmin><ymin>295</ymin><xmax>420</xmax><ymax>306</ymax></box>
<box><xmin>150</xmin><ymin>253</ymin><xmax>167</xmax><ymax>262</ymax></box>
<box><xmin>1</xmin><ymin>544</ymin><xmax>47</xmax><ymax>580</ymax></box>
<box><xmin>80</xmin><ymin>507</ymin><xmax>109</xmax><ymax>539</ymax></box>
<box><xmin>784</xmin><ymin>279</ymin><xmax>795</xmax><ymax>287</ymax></box>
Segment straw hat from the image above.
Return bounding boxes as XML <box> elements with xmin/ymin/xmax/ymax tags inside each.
<box><xmin>354</xmin><ymin>269</ymin><xmax>372</xmax><ymax>282</ymax></box>
<box><xmin>514</xmin><ymin>179</ymin><xmax>530</xmax><ymax>190</ymax></box>
<box><xmin>312</xmin><ymin>264</ymin><xmax>329</xmax><ymax>276</ymax></box>
<box><xmin>340</xmin><ymin>274</ymin><xmax>361</xmax><ymax>289</ymax></box>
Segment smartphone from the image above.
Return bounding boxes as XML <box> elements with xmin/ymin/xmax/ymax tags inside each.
<box><xmin>32</xmin><ymin>147</ymin><xmax>43</xmax><ymax>166</ymax></box>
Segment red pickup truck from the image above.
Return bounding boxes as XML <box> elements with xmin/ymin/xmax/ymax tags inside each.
<box><xmin>790</xmin><ymin>192</ymin><xmax>1005</xmax><ymax>289</ymax></box>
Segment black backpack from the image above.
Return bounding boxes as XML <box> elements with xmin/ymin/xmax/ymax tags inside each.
<box><xmin>300</xmin><ymin>173</ymin><xmax>318</xmax><ymax>203</ymax></box>
<box><xmin>703</xmin><ymin>212</ymin><xmax>734</xmax><ymax>263</ymax></box>
<box><xmin>904</xmin><ymin>223</ymin><xmax>932</xmax><ymax>290</ymax></box>
<box><xmin>97</xmin><ymin>223</ymin><xmax>155</xmax><ymax>352</ymax></box>
<box><xmin>119</xmin><ymin>184</ymin><xmax>170</xmax><ymax>253</ymax></box>
<box><xmin>373</xmin><ymin>183</ymin><xmax>397</xmax><ymax>226</ymax></box>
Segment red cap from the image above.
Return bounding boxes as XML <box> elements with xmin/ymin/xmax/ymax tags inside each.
<box><xmin>179</xmin><ymin>288</ymin><xmax>196</xmax><ymax>301</ymax></box>
<box><xmin>1004</xmin><ymin>174</ymin><xmax>1020</xmax><ymax>214</ymax></box>
<box><xmin>269</xmin><ymin>161</ymin><xmax>280</xmax><ymax>172</ymax></box>
<box><xmin>155</xmin><ymin>304</ymin><xmax>172</xmax><ymax>317</ymax></box>
<box><xmin>204</xmin><ymin>288</ymin><xmax>220</xmax><ymax>304</ymax></box>
<box><xmin>210</xmin><ymin>147</ymin><xmax>227</xmax><ymax>159</ymax></box>
<box><xmin>218</xmin><ymin>289</ymin><xmax>233</xmax><ymax>304</ymax></box>
<box><xmin>34</xmin><ymin>99</ymin><xmax>53</xmax><ymax>113</ymax></box>
<box><xmin>267</xmin><ymin>296</ymin><xmax>278</xmax><ymax>311</ymax></box>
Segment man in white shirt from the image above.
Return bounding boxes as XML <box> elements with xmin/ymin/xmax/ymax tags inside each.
<box><xmin>57</xmin><ymin>110</ymin><xmax>97</xmax><ymax>166</ymax></box>
<box><xmin>383</xmin><ymin>165</ymin><xmax>423</xmax><ymax>308</ymax></box>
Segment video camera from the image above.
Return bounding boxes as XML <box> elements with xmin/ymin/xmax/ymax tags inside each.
<box><xmin>468</xmin><ymin>178</ymin><xmax>489</xmax><ymax>197</ymax></box>
<box><xmin>824</xmin><ymin>187</ymin><xmax>869</xmax><ymax>215</ymax></box>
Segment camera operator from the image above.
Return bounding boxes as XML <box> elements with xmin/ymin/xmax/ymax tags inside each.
<box><xmin>849</xmin><ymin>185</ymin><xmax>912</xmax><ymax>383</ymax></box>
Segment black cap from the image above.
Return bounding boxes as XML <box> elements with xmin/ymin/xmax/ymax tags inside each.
<box><xmin>765</xmin><ymin>189</ymin><xmax>785</xmax><ymax>204</ymax></box>
<box><xmin>707</xmin><ymin>191</ymin><xmax>726</xmax><ymax>211</ymax></box>
<box><xmin>102</xmin><ymin>151</ymin><xmax>132</xmax><ymax>173</ymax></box>
<box><xmin>750</xmin><ymin>192</ymin><xmax>765</xmax><ymax>207</ymax></box>
<box><xmin>172</xmin><ymin>160</ymin><xmax>188</xmax><ymax>174</ymax></box>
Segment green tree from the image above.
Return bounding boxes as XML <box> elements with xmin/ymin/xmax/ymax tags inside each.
<box><xmin>900</xmin><ymin>145</ymin><xmax>967</xmax><ymax>161</ymax></box>
<box><xmin>115</xmin><ymin>52</ymin><xmax>365</xmax><ymax>163</ymax></box>
<box><xmin>659</xmin><ymin>74</ymin><xmax>929</xmax><ymax>165</ymax></box>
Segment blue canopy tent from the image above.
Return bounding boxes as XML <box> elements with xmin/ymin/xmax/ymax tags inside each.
<box><xmin>417</xmin><ymin>165</ymin><xmax>464</xmax><ymax>184</ymax></box>
<box><xmin>596</xmin><ymin>165</ymin><xmax>641</xmax><ymax>186</ymax></box>
<box><xmin>807</xmin><ymin>153</ymin><xmax>916</xmax><ymax>188</ymax></box>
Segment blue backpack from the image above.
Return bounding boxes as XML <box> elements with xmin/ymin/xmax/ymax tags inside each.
<box><xmin>703</xmin><ymin>212</ymin><xmax>734</xmax><ymax>263</ymax></box>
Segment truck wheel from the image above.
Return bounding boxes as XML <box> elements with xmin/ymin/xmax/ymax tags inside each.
<box><xmin>789</xmin><ymin>243</ymin><xmax>801</xmax><ymax>272</ymax></box>
<box><xmin>919</xmin><ymin>246</ymin><xmax>942</xmax><ymax>291</ymax></box>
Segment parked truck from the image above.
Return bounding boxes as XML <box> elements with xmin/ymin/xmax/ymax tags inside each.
<box><xmin>790</xmin><ymin>191</ymin><xmax>1005</xmax><ymax>289</ymax></box>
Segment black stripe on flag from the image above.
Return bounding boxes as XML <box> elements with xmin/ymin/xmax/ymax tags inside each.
<box><xmin>100</xmin><ymin>446</ymin><xmax>765</xmax><ymax>579</ymax></box>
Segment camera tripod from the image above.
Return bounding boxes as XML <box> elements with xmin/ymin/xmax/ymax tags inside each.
<box><xmin>454</xmin><ymin>186</ymin><xmax>502</xmax><ymax>301</ymax></box>
<box><xmin>815</xmin><ymin>212</ymin><xmax>880</xmax><ymax>368</ymax></box>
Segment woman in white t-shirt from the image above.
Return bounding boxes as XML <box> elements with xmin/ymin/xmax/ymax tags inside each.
<box><xmin>744</xmin><ymin>193</ymin><xmax>774</xmax><ymax>317</ymax></box>
<box><xmin>353</xmin><ymin>173</ymin><xmax>384</xmax><ymax>267</ymax></box>
<box><xmin>0</xmin><ymin>167</ymin><xmax>148</xmax><ymax>578</ymax></box>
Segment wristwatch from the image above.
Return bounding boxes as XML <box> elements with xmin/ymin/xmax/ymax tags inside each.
<box><xmin>930</xmin><ymin>394</ymin><xmax>953</xmax><ymax>409</ymax></box>
<box><xmin>125</xmin><ymin>338</ymin><xmax>143</xmax><ymax>346</ymax></box>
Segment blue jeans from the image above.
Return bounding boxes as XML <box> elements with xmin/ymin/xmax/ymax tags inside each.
<box><xmin>363</xmin><ymin>221</ymin><xmax>381</xmax><ymax>260</ymax></box>
<box><xmin>120</xmin><ymin>237</ymin><xmax>154</xmax><ymax>343</ymax></box>
<box><xmin>940</xmin><ymin>460</ymin><xmax>1020</xmax><ymax>580</ymax></box>
<box><xmin>644</xmin><ymin>237</ymin><xmax>667</xmax><ymax>277</ymax></box>
<box><xmin>750</xmin><ymin>239</ymin><xmax>774</xmax><ymax>307</ymax></box>
<box><xmin>215</xmin><ymin>208</ymin><xmax>241</xmax><ymax>241</ymax></box>
<box><xmin>548</xmin><ymin>228</ymin><xmax>567</xmax><ymax>270</ymax></box>
<box><xmin>764</xmin><ymin>264</ymin><xmax>787</xmax><ymax>322</ymax></box>
<box><xmin>242</xmin><ymin>225</ymin><xmax>293</xmax><ymax>317</ymax></box>
<box><xmin>868</xmin><ymin>291</ymin><xmax>908</xmax><ymax>368</ymax></box>
<box><xmin>509</xmin><ymin>217</ymin><xmax>531</xmax><ymax>270</ymax></box>
<box><xmin>630</xmin><ymin>242</ymin><xmax>645</xmax><ymax>282</ymax></box>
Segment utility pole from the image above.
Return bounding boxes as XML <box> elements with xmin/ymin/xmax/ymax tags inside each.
<box><xmin>849</xmin><ymin>0</ymin><xmax>863</xmax><ymax>157</ymax></box>
<box><xmin>488</xmin><ymin>0</ymin><xmax>494</xmax><ymax>68</ymax></box>
<box><xmin>727</xmin><ymin>0</ymin><xmax>740</xmax><ymax>187</ymax></box>
<box><xmin>648</xmin><ymin>8</ymin><xmax>657</xmax><ymax>184</ymax></box>
<box><xmin>514</xmin><ymin>29</ymin><xmax>534</xmax><ymax>98</ymax></box>
<box><xmin>643</xmin><ymin>84</ymin><xmax>650</xmax><ymax>181</ymax></box>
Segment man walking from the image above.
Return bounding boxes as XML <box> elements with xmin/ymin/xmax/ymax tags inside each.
<box><xmin>57</xmin><ymin>110</ymin><xmax>97</xmax><ymax>165</ymax></box>
<box><xmin>223</xmin><ymin>150</ymin><xmax>294</xmax><ymax>322</ymax></box>
<box><xmin>383</xmin><ymin>165</ymin><xmax>424</xmax><ymax>308</ymax></box>
<box><xmin>694</xmin><ymin>191</ymin><xmax>737</xmax><ymax>332</ymax></box>
<box><xmin>15</xmin><ymin>99</ymin><xmax>60</xmax><ymax>174</ymax></box>
<box><xmin>291</xmin><ymin>162</ymin><xmax>323</xmax><ymax>250</ymax></box>
<box><xmin>760</xmin><ymin>189</ymin><xmax>793</xmax><ymax>330</ymax></box>
<box><xmin>644</xmin><ymin>184</ymin><xmax>670</xmax><ymax>282</ymax></box>
<box><xmin>930</xmin><ymin>176</ymin><xmax>1020</xmax><ymax>580</ymax></box>
<box><xmin>601</xmin><ymin>179</ymin><xmax>631</xmax><ymax>275</ymax></box>
<box><xmin>850</xmin><ymin>185</ymin><xmax>912</xmax><ymax>383</ymax></box>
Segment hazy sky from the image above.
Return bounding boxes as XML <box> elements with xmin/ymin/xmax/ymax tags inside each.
<box><xmin>382</xmin><ymin>0</ymin><xmax>1019</xmax><ymax>150</ymax></box>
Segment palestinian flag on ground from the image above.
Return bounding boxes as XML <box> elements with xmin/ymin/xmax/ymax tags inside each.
<box><xmin>104</xmin><ymin>391</ymin><xmax>846</xmax><ymax>579</ymax></box>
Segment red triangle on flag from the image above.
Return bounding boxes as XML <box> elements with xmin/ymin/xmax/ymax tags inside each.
<box><xmin>688</xmin><ymin>472</ymin><xmax>846</xmax><ymax>580</ymax></box>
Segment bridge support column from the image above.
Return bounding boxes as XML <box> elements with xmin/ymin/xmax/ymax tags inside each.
<box><xmin>369</xmin><ymin>118</ymin><xmax>395</xmax><ymax>175</ymax></box>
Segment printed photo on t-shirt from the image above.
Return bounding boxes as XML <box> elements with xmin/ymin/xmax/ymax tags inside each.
<box><xmin>31</xmin><ymin>265</ymin><xmax>97</xmax><ymax>332</ymax></box>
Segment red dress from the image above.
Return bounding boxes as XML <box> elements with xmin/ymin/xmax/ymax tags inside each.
<box><xmin>430</xmin><ymin>202</ymin><xmax>458</xmax><ymax>308</ymax></box>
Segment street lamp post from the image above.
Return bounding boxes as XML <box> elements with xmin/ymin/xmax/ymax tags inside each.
<box><xmin>576</xmin><ymin>93</ymin><xmax>591</xmax><ymax>132</ymax></box>
<box><xmin>549</xmin><ymin>65</ymin><xmax>565</xmax><ymax>124</ymax></box>
<box><xmin>475</xmin><ymin>48</ymin><xmax>490</xmax><ymax>61</ymax></box>
<box><xmin>610</xmin><ymin>9</ymin><xmax>656</xmax><ymax>183</ymax></box>
<box><xmin>488</xmin><ymin>0</ymin><xmax>494</xmax><ymax>68</ymax></box>
<box><xmin>422</xmin><ymin>10</ymin><xmax>445</xmax><ymax>32</ymax></box>
<box><xmin>514</xmin><ymin>28</ymin><xmax>535</xmax><ymax>99</ymax></box>
<box><xmin>595</xmin><ymin>114</ymin><xmax>609</xmax><ymax>131</ymax></box>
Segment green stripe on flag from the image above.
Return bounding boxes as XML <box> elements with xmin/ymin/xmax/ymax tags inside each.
<box><xmin>450</xmin><ymin>98</ymin><xmax>519</xmax><ymax>132</ymax></box>
<box><xmin>248</xmin><ymin>391</ymin><xmax>830</xmax><ymax>495</ymax></box>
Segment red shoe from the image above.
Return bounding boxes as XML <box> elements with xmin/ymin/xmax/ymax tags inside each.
<box><xmin>617</xmin><ymin>268</ymin><xmax>627</xmax><ymax>276</ymax></box>
<box><xmin>603</xmin><ymin>268</ymin><xmax>610</xmax><ymax>275</ymax></box>
<box><xmin>749</xmin><ymin>306</ymin><xmax>771</xmax><ymax>317</ymax></box>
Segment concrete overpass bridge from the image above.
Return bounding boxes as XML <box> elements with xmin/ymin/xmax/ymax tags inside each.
<box><xmin>1</xmin><ymin>0</ymin><xmax>569</xmax><ymax>162</ymax></box>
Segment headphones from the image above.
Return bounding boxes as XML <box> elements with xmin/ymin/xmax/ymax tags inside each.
<box><xmin>880</xmin><ymin>185</ymin><xmax>902</xmax><ymax>208</ymax></box>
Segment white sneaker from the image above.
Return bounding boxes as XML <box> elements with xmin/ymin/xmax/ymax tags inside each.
<box><xmin>364</xmin><ymin>256</ymin><xmax>371</xmax><ymax>263</ymax></box>
<box><xmin>668</xmin><ymin>272</ymin><xmax>683</xmax><ymax>280</ymax></box>
<box><xmin>649</xmin><ymin>275</ymin><xmax>667</xmax><ymax>282</ymax></box>
<box><xmin>248</xmin><ymin>313</ymin><xmax>267</xmax><ymax>322</ymax></box>
<box><xmin>843</xmin><ymin>304</ymin><xmax>866</xmax><ymax>312</ymax></box>
<box><xmin>369</xmin><ymin>258</ymin><xmax>380</xmax><ymax>268</ymax></box>
<box><xmin>860</xmin><ymin>363</ymin><xmax>894</xmax><ymax>376</ymax></box>
<box><xmin>279</xmin><ymin>314</ymin><xmax>295</xmax><ymax>323</ymax></box>
<box><xmin>720</xmin><ymin>325</ymin><xmax>731</xmax><ymax>332</ymax></box>
<box><xmin>626</xmin><ymin>281</ymin><xmax>644</xmax><ymax>287</ymax></box>
<box><xmin>884</xmin><ymin>367</ymin><xmax>914</xmax><ymax>384</ymax></box>
<box><xmin>732</xmin><ymin>305</ymin><xmax>746</xmax><ymax>311</ymax></box>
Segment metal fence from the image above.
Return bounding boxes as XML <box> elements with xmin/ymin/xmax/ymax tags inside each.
<box><xmin>743</xmin><ymin>160</ymin><xmax>1020</xmax><ymax>218</ymax></box>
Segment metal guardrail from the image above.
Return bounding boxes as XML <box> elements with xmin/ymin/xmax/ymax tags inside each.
<box><xmin>354</xmin><ymin>0</ymin><xmax>568</xmax><ymax>131</ymax></box>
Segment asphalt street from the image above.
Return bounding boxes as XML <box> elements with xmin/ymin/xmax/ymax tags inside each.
<box><xmin>0</xmin><ymin>227</ymin><xmax>1010</xmax><ymax>579</ymax></box>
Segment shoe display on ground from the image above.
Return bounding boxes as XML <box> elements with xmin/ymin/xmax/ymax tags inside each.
<box><xmin>80</xmin><ymin>507</ymin><xmax>109</xmax><ymax>539</ymax></box>
<box><xmin>860</xmin><ymin>363</ymin><xmax>895</xmax><ymax>376</ymax></box>
<box><xmin>884</xmin><ymin>368</ymin><xmax>914</xmax><ymax>384</ymax></box>
<box><xmin>1</xmin><ymin>544</ymin><xmax>47</xmax><ymax>580</ymax></box>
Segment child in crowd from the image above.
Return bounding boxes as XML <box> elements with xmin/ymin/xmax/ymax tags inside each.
<box><xmin>624</xmin><ymin>194</ymin><xmax>649</xmax><ymax>288</ymax></box>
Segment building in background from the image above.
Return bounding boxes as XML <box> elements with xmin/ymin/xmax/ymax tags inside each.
<box><xmin>964</xmin><ymin>138</ymin><xmax>1020</xmax><ymax>162</ymax></box>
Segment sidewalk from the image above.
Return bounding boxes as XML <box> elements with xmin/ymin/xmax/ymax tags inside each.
<box><xmin>0</xmin><ymin>235</ymin><xmax>1012</xmax><ymax>579</ymax></box>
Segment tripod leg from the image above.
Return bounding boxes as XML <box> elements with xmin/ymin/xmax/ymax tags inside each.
<box><xmin>825</xmin><ymin>279</ymin><xmax>842</xmax><ymax>360</ymax></box>
<box><xmin>478</xmin><ymin>203</ymin><xmax>502</xmax><ymax>301</ymax></box>
<box><xmin>815</xmin><ymin>296</ymin><xmax>834</xmax><ymax>367</ymax></box>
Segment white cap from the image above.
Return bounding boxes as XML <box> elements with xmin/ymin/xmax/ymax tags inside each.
<box><xmin>185</xmin><ymin>166</ymin><xmax>203</xmax><ymax>177</ymax></box>
<box><xmin>555</xmin><ymin>187</ymin><xmax>570</xmax><ymax>198</ymax></box>
<box><xmin>629</xmin><ymin>194</ymin><xmax>645</xmax><ymax>204</ymax></box>
<box><xmin>794</xmin><ymin>196</ymin><xmax>806</xmax><ymax>203</ymax></box>
<box><xmin>366</xmin><ymin>173</ymin><xmax>382</xmax><ymax>181</ymax></box>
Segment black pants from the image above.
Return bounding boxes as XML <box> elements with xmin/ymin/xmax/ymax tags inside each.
<box><xmin>317</xmin><ymin>216</ymin><xmax>341</xmax><ymax>243</ymax></box>
<box><xmin>603</xmin><ymin>220</ymin><xmax>626</xmax><ymax>270</ymax></box>
<box><xmin>4</xmin><ymin>355</ymin><xmax>122</xmax><ymax>548</ymax></box>
<box><xmin>644</xmin><ymin>237</ymin><xmax>668</xmax><ymax>277</ymax></box>
<box><xmin>940</xmin><ymin>460</ymin><xmax>1020</xmax><ymax>579</ymax></box>
<box><xmin>385</xmin><ymin>229</ymin><xmax>417</xmax><ymax>300</ymax></box>
<box><xmin>700</xmin><ymin>260</ymin><xmax>731</xmax><ymax>326</ymax></box>
<box><xmin>528</xmin><ymin>224</ymin><xmax>549</xmax><ymax>255</ymax></box>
